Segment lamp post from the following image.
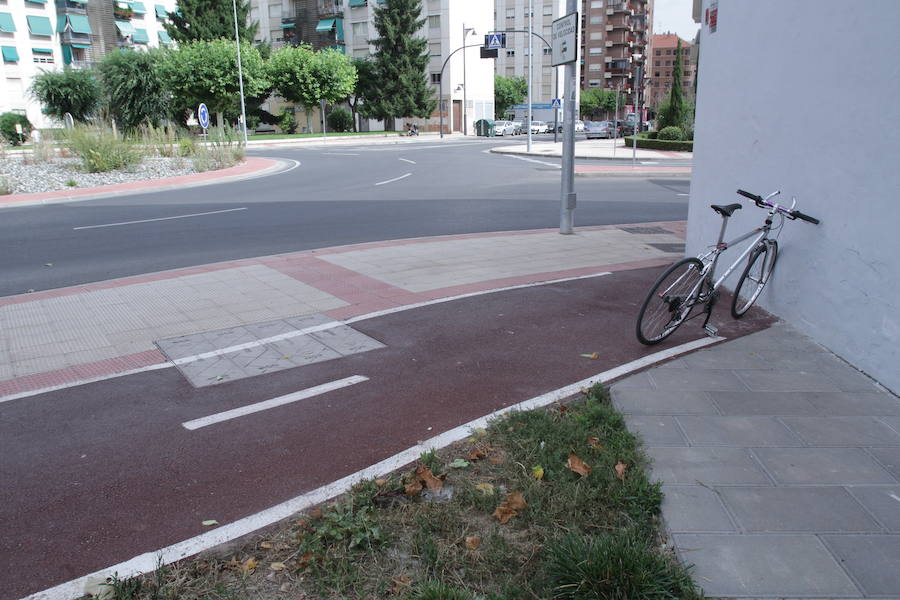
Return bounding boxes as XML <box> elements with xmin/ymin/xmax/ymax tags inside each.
<box><xmin>462</xmin><ymin>24</ymin><xmax>476</xmax><ymax>136</ymax></box>
<box><xmin>439</xmin><ymin>43</ymin><xmax>482</xmax><ymax>139</ymax></box>
<box><xmin>631</xmin><ymin>53</ymin><xmax>643</xmax><ymax>167</ymax></box>
<box><xmin>527</xmin><ymin>0</ymin><xmax>533</xmax><ymax>152</ymax></box>
<box><xmin>231</xmin><ymin>0</ymin><xmax>248</xmax><ymax>143</ymax></box>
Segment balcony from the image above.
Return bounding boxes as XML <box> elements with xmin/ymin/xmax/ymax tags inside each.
<box><xmin>60</xmin><ymin>30</ymin><xmax>91</xmax><ymax>45</ymax></box>
<box><xmin>318</xmin><ymin>0</ymin><xmax>342</xmax><ymax>17</ymax></box>
<box><xmin>113</xmin><ymin>1</ymin><xmax>133</xmax><ymax>20</ymax></box>
<box><xmin>56</xmin><ymin>0</ymin><xmax>88</xmax><ymax>15</ymax></box>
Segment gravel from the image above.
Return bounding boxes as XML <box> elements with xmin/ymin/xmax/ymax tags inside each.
<box><xmin>0</xmin><ymin>154</ymin><xmax>198</xmax><ymax>195</ymax></box>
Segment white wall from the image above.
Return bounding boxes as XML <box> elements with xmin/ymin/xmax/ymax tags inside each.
<box><xmin>688</xmin><ymin>1</ymin><xmax>900</xmax><ymax>393</ymax></box>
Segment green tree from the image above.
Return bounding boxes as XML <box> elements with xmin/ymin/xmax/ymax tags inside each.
<box><xmin>156</xmin><ymin>39</ymin><xmax>269</xmax><ymax>126</ymax></box>
<box><xmin>98</xmin><ymin>49</ymin><xmax>170</xmax><ymax>131</ymax></box>
<box><xmin>164</xmin><ymin>0</ymin><xmax>258</xmax><ymax>44</ymax></box>
<box><xmin>494</xmin><ymin>75</ymin><xmax>527</xmax><ymax>119</ymax></box>
<box><xmin>658</xmin><ymin>40</ymin><xmax>685</xmax><ymax>130</ymax></box>
<box><xmin>327</xmin><ymin>107</ymin><xmax>353</xmax><ymax>132</ymax></box>
<box><xmin>268</xmin><ymin>46</ymin><xmax>356</xmax><ymax>108</ymax></box>
<box><xmin>0</xmin><ymin>112</ymin><xmax>32</xmax><ymax>145</ymax></box>
<box><xmin>367</xmin><ymin>0</ymin><xmax>436</xmax><ymax>129</ymax></box>
<box><xmin>348</xmin><ymin>58</ymin><xmax>379</xmax><ymax>132</ymax></box>
<box><xmin>29</xmin><ymin>68</ymin><xmax>101</xmax><ymax>123</ymax></box>
<box><xmin>579</xmin><ymin>88</ymin><xmax>617</xmax><ymax>120</ymax></box>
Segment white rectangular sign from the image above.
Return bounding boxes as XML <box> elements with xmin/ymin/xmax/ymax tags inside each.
<box><xmin>551</xmin><ymin>12</ymin><xmax>578</xmax><ymax>66</ymax></box>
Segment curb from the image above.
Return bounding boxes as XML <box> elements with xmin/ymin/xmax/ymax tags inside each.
<box><xmin>575</xmin><ymin>168</ymin><xmax>692</xmax><ymax>178</ymax></box>
<box><xmin>490</xmin><ymin>146</ymin><xmax>693</xmax><ymax>162</ymax></box>
<box><xmin>0</xmin><ymin>157</ymin><xmax>290</xmax><ymax>208</ymax></box>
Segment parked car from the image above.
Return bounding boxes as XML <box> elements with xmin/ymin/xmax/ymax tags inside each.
<box><xmin>529</xmin><ymin>121</ymin><xmax>549</xmax><ymax>134</ymax></box>
<box><xmin>585</xmin><ymin>120</ymin><xmax>617</xmax><ymax>139</ymax></box>
<box><xmin>555</xmin><ymin>120</ymin><xmax>585</xmax><ymax>133</ymax></box>
<box><xmin>493</xmin><ymin>120</ymin><xmax>516</xmax><ymax>136</ymax></box>
<box><xmin>510</xmin><ymin>121</ymin><xmax>524</xmax><ymax>134</ymax></box>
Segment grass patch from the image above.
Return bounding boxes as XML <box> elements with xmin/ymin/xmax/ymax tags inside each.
<box><xmin>82</xmin><ymin>385</ymin><xmax>701</xmax><ymax>600</ymax></box>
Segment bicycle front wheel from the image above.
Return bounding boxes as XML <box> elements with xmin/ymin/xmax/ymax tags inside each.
<box><xmin>636</xmin><ymin>258</ymin><xmax>705</xmax><ymax>345</ymax></box>
<box><xmin>731</xmin><ymin>240</ymin><xmax>778</xmax><ymax>318</ymax></box>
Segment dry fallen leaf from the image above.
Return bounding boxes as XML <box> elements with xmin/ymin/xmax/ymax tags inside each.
<box><xmin>532</xmin><ymin>465</ymin><xmax>545</xmax><ymax>480</ymax></box>
<box><xmin>308</xmin><ymin>507</ymin><xmax>324</xmax><ymax>520</ymax></box>
<box><xmin>415</xmin><ymin>465</ymin><xmax>444</xmax><ymax>491</ymax></box>
<box><xmin>259</xmin><ymin>541</ymin><xmax>274</xmax><ymax>549</ymax></box>
<box><xmin>201</xmin><ymin>519</ymin><xmax>219</xmax><ymax>527</ymax></box>
<box><xmin>297</xmin><ymin>551</ymin><xmax>313</xmax><ymax>570</ymax></box>
<box><xmin>468</xmin><ymin>446</ymin><xmax>487</xmax><ymax>461</ymax></box>
<box><xmin>567</xmin><ymin>454</ymin><xmax>592</xmax><ymax>477</ymax></box>
<box><xmin>488</xmin><ymin>453</ymin><xmax>506</xmax><ymax>465</ymax></box>
<box><xmin>615</xmin><ymin>461</ymin><xmax>628</xmax><ymax>481</ymax></box>
<box><xmin>505</xmin><ymin>491</ymin><xmax>528</xmax><ymax>511</ymax></box>
<box><xmin>404</xmin><ymin>479</ymin><xmax>423</xmax><ymax>497</ymax></box>
<box><xmin>390</xmin><ymin>575</ymin><xmax>412</xmax><ymax>595</ymax></box>
<box><xmin>492</xmin><ymin>503</ymin><xmax>518</xmax><ymax>524</ymax></box>
<box><xmin>375</xmin><ymin>478</ymin><xmax>388</xmax><ymax>486</ymax></box>
<box><xmin>269</xmin><ymin>562</ymin><xmax>286</xmax><ymax>571</ymax></box>
<box><xmin>239</xmin><ymin>557</ymin><xmax>258</xmax><ymax>575</ymax></box>
<box><xmin>465</xmin><ymin>536</ymin><xmax>481</xmax><ymax>550</ymax></box>
<box><xmin>475</xmin><ymin>482</ymin><xmax>495</xmax><ymax>496</ymax></box>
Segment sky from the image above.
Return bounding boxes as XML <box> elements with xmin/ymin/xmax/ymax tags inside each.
<box><xmin>652</xmin><ymin>0</ymin><xmax>700</xmax><ymax>42</ymax></box>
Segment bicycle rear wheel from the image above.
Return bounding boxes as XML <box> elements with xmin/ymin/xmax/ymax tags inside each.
<box><xmin>731</xmin><ymin>240</ymin><xmax>778</xmax><ymax>318</ymax></box>
<box><xmin>636</xmin><ymin>258</ymin><xmax>706</xmax><ymax>345</ymax></box>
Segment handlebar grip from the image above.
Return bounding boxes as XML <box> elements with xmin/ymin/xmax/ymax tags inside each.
<box><xmin>791</xmin><ymin>210</ymin><xmax>820</xmax><ymax>225</ymax></box>
<box><xmin>737</xmin><ymin>189</ymin><xmax>764</xmax><ymax>203</ymax></box>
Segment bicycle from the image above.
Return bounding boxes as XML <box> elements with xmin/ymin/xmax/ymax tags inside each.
<box><xmin>635</xmin><ymin>189</ymin><xmax>820</xmax><ymax>345</ymax></box>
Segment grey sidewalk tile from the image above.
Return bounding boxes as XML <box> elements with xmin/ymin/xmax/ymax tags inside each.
<box><xmin>660</xmin><ymin>485</ymin><xmax>736</xmax><ymax>532</ymax></box>
<box><xmin>309</xmin><ymin>326</ymin><xmax>385</xmax><ymax>357</ymax></box>
<box><xmin>241</xmin><ymin>347</ymin><xmax>296</xmax><ymax>375</ymax></box>
<box><xmin>646</xmin><ymin>447</ymin><xmax>771</xmax><ymax>485</ymax></box>
<box><xmin>673</xmin><ymin>534</ymin><xmax>859</xmax><ymax>597</ymax></box>
<box><xmin>242</xmin><ymin>318</ymin><xmax>297</xmax><ymax>339</ymax></box>
<box><xmin>735</xmin><ymin>369</ymin><xmax>842</xmax><ymax>392</ymax></box>
<box><xmin>624</xmin><ymin>416</ymin><xmax>688</xmax><ymax>446</ymax></box>
<box><xmin>14</xmin><ymin>356</ymin><xmax>71</xmax><ymax>377</ymax></box>
<box><xmin>677</xmin><ymin>416</ymin><xmax>803</xmax><ymax>447</ymax></box>
<box><xmin>846</xmin><ymin>486</ymin><xmax>900</xmax><ymax>531</ymax></box>
<box><xmin>174</xmin><ymin>356</ymin><xmax>248</xmax><ymax>387</ymax></box>
<box><xmin>718</xmin><ymin>486</ymin><xmax>882</xmax><ymax>533</ymax></box>
<box><xmin>608</xmin><ymin>371</ymin><xmax>655</xmax><ymax>390</ymax></box>
<box><xmin>678</xmin><ymin>348</ymin><xmax>771</xmax><ymax>370</ymax></box>
<box><xmin>270</xmin><ymin>336</ymin><xmax>342</xmax><ymax>367</ymax></box>
<box><xmin>805</xmin><ymin>391</ymin><xmax>900</xmax><ymax>416</ymax></box>
<box><xmin>722</xmin><ymin>326</ymin><xmax>824</xmax><ymax>352</ymax></box>
<box><xmin>649</xmin><ymin>368</ymin><xmax>750</xmax><ymax>392</ymax></box>
<box><xmin>820</xmin><ymin>535</ymin><xmax>900</xmax><ymax>596</ymax></box>
<box><xmin>883</xmin><ymin>416</ymin><xmax>900</xmax><ymax>433</ymax></box>
<box><xmin>284</xmin><ymin>313</ymin><xmax>338</xmax><ymax>329</ymax></box>
<box><xmin>610</xmin><ymin>389</ymin><xmax>720</xmax><ymax>415</ymax></box>
<box><xmin>868</xmin><ymin>447</ymin><xmax>900</xmax><ymax>480</ymax></box>
<box><xmin>710</xmin><ymin>390</ymin><xmax>820</xmax><ymax>416</ymax></box>
<box><xmin>754</xmin><ymin>448</ymin><xmax>897</xmax><ymax>484</ymax></box>
<box><xmin>229</xmin><ymin>345</ymin><xmax>270</xmax><ymax>370</ymax></box>
<box><xmin>201</xmin><ymin>325</ymin><xmax>256</xmax><ymax>349</ymax></box>
<box><xmin>819</xmin><ymin>361</ymin><xmax>884</xmax><ymax>392</ymax></box>
<box><xmin>780</xmin><ymin>417</ymin><xmax>900</xmax><ymax>447</ymax></box>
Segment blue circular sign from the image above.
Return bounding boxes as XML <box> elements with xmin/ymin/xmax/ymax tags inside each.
<box><xmin>197</xmin><ymin>103</ymin><xmax>210</xmax><ymax>129</ymax></box>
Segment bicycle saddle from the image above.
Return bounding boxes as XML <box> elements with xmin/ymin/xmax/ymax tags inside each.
<box><xmin>710</xmin><ymin>203</ymin><xmax>743</xmax><ymax>217</ymax></box>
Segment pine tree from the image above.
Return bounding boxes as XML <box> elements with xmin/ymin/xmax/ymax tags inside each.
<box><xmin>366</xmin><ymin>0</ymin><xmax>436</xmax><ymax>129</ymax></box>
<box><xmin>164</xmin><ymin>0</ymin><xmax>258</xmax><ymax>44</ymax></box>
<box><xmin>663</xmin><ymin>39</ymin><xmax>685</xmax><ymax>130</ymax></box>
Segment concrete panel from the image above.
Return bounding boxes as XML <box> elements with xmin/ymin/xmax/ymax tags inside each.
<box><xmin>821</xmin><ymin>535</ymin><xmax>900</xmax><ymax>596</ymax></box>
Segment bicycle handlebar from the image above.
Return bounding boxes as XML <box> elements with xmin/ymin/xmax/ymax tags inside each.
<box><xmin>736</xmin><ymin>189</ymin><xmax>820</xmax><ymax>225</ymax></box>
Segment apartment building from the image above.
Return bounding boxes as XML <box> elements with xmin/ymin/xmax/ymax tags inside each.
<box><xmin>254</xmin><ymin>0</ymin><xmax>493</xmax><ymax>134</ymax></box>
<box><xmin>645</xmin><ymin>32</ymin><xmax>694</xmax><ymax>108</ymax></box>
<box><xmin>1</xmin><ymin>0</ymin><xmax>177</xmax><ymax>128</ymax></box>
<box><xmin>579</xmin><ymin>0</ymin><xmax>652</xmax><ymax>101</ymax></box>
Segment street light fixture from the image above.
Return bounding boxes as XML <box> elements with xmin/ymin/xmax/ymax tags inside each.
<box><xmin>462</xmin><ymin>24</ymin><xmax>476</xmax><ymax>136</ymax></box>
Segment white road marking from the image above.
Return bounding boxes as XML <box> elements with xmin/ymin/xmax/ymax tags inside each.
<box><xmin>501</xmin><ymin>154</ymin><xmax>562</xmax><ymax>169</ymax></box>
<box><xmin>21</xmin><ymin>335</ymin><xmax>722</xmax><ymax>600</ymax></box>
<box><xmin>677</xmin><ymin>193</ymin><xmax>689</xmax><ymax>196</ymax></box>
<box><xmin>73</xmin><ymin>208</ymin><xmax>247</xmax><ymax>230</ymax></box>
<box><xmin>182</xmin><ymin>376</ymin><xmax>368</xmax><ymax>430</ymax></box>
<box><xmin>374</xmin><ymin>172</ymin><xmax>412</xmax><ymax>186</ymax></box>
<box><xmin>398</xmin><ymin>158</ymin><xmax>416</xmax><ymax>164</ymax></box>
<box><xmin>640</xmin><ymin>161</ymin><xmax>659</xmax><ymax>165</ymax></box>
<box><xmin>890</xmin><ymin>493</ymin><xmax>900</xmax><ymax>503</ymax></box>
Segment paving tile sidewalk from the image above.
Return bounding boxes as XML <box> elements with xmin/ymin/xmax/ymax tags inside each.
<box><xmin>610</xmin><ymin>322</ymin><xmax>900</xmax><ymax>599</ymax></box>
<box><xmin>0</xmin><ymin>222</ymin><xmax>687</xmax><ymax>398</ymax></box>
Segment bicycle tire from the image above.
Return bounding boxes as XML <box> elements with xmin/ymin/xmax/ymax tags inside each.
<box><xmin>731</xmin><ymin>240</ymin><xmax>778</xmax><ymax>318</ymax></box>
<box><xmin>636</xmin><ymin>257</ymin><xmax>706</xmax><ymax>345</ymax></box>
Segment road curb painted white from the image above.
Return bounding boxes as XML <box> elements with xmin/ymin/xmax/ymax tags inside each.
<box><xmin>19</xmin><ymin>334</ymin><xmax>723</xmax><ymax>600</ymax></box>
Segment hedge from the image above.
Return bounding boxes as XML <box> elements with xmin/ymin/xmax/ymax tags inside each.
<box><xmin>622</xmin><ymin>136</ymin><xmax>693</xmax><ymax>151</ymax></box>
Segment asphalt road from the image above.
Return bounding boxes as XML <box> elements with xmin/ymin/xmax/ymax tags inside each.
<box><xmin>1</xmin><ymin>138</ymin><xmax>689</xmax><ymax>296</ymax></box>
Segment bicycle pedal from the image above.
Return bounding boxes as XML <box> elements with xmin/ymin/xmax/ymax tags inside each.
<box><xmin>703</xmin><ymin>324</ymin><xmax>719</xmax><ymax>337</ymax></box>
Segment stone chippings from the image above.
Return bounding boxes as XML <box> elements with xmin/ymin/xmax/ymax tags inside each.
<box><xmin>0</xmin><ymin>155</ymin><xmax>196</xmax><ymax>194</ymax></box>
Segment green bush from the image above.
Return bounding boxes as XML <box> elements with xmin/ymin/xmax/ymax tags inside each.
<box><xmin>327</xmin><ymin>107</ymin><xmax>353</xmax><ymax>132</ymax></box>
<box><xmin>278</xmin><ymin>109</ymin><xmax>298</xmax><ymax>134</ymax></box>
<box><xmin>622</xmin><ymin>136</ymin><xmax>693</xmax><ymax>152</ymax></box>
<box><xmin>657</xmin><ymin>126</ymin><xmax>683</xmax><ymax>141</ymax></box>
<box><xmin>178</xmin><ymin>136</ymin><xmax>195</xmax><ymax>156</ymax></box>
<box><xmin>0</xmin><ymin>113</ymin><xmax>32</xmax><ymax>146</ymax></box>
<box><xmin>646</xmin><ymin>130</ymin><xmax>658</xmax><ymax>139</ymax></box>
<box><xmin>66</xmin><ymin>126</ymin><xmax>142</xmax><ymax>172</ymax></box>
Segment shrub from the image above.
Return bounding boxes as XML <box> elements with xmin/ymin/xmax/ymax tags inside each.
<box><xmin>646</xmin><ymin>130</ymin><xmax>658</xmax><ymax>139</ymax></box>
<box><xmin>658</xmin><ymin>126</ymin><xmax>683</xmax><ymax>141</ymax></box>
<box><xmin>178</xmin><ymin>136</ymin><xmax>195</xmax><ymax>156</ymax></box>
<box><xmin>327</xmin><ymin>107</ymin><xmax>353</xmax><ymax>132</ymax></box>
<box><xmin>622</xmin><ymin>136</ymin><xmax>693</xmax><ymax>151</ymax></box>
<box><xmin>66</xmin><ymin>126</ymin><xmax>142</xmax><ymax>172</ymax></box>
<box><xmin>0</xmin><ymin>174</ymin><xmax>13</xmax><ymax>195</ymax></box>
<box><xmin>278</xmin><ymin>109</ymin><xmax>297</xmax><ymax>134</ymax></box>
<box><xmin>192</xmin><ymin>125</ymin><xmax>244</xmax><ymax>172</ymax></box>
<box><xmin>29</xmin><ymin>68</ymin><xmax>101</xmax><ymax>123</ymax></box>
<box><xmin>0</xmin><ymin>113</ymin><xmax>32</xmax><ymax>146</ymax></box>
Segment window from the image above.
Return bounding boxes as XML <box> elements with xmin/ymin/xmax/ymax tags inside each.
<box><xmin>430</xmin><ymin>73</ymin><xmax>440</xmax><ymax>84</ymax></box>
<box><xmin>506</xmin><ymin>7</ymin><xmax>514</xmax><ymax>18</ymax></box>
<box><xmin>351</xmin><ymin>21</ymin><xmax>367</xmax><ymax>37</ymax></box>
<box><xmin>428</xmin><ymin>14</ymin><xmax>439</xmax><ymax>29</ymax></box>
<box><xmin>684</xmin><ymin>71</ymin><xmax>690</xmax><ymax>77</ymax></box>
<box><xmin>655</xmin><ymin>49</ymin><xmax>661</xmax><ymax>55</ymax></box>
<box><xmin>267</xmin><ymin>4</ymin><xmax>281</xmax><ymax>18</ymax></box>
<box><xmin>589</xmin><ymin>47</ymin><xmax>602</xmax><ymax>55</ymax></box>
<box><xmin>429</xmin><ymin>41</ymin><xmax>440</xmax><ymax>56</ymax></box>
<box><xmin>588</xmin><ymin>79</ymin><xmax>601</xmax><ymax>87</ymax></box>
<box><xmin>542</xmin><ymin>47</ymin><xmax>551</xmax><ymax>55</ymax></box>
<box><xmin>590</xmin><ymin>32</ymin><xmax>602</xmax><ymax>40</ymax></box>
<box><xmin>32</xmin><ymin>49</ymin><xmax>54</xmax><ymax>63</ymax></box>
<box><xmin>352</xmin><ymin>48</ymin><xmax>368</xmax><ymax>58</ymax></box>
<box><xmin>590</xmin><ymin>0</ymin><xmax>603</xmax><ymax>7</ymax></box>
<box><xmin>542</xmin><ymin>85</ymin><xmax>552</xmax><ymax>97</ymax></box>
<box><xmin>654</xmin><ymin>71</ymin><xmax>659</xmax><ymax>77</ymax></box>
<box><xmin>666</xmin><ymin>71</ymin><xmax>671</xmax><ymax>77</ymax></box>
<box><xmin>506</xmin><ymin>49</ymin><xmax>515</xmax><ymax>57</ymax></box>
<box><xmin>543</xmin><ymin>25</ymin><xmax>550</xmax><ymax>35</ymax></box>
<box><xmin>589</xmin><ymin>63</ymin><xmax>601</xmax><ymax>71</ymax></box>
<box><xmin>665</xmin><ymin>60</ymin><xmax>670</xmax><ymax>65</ymax></box>
<box><xmin>590</xmin><ymin>15</ymin><xmax>601</xmax><ymax>24</ymax></box>
<box><xmin>543</xmin><ymin>5</ymin><xmax>552</xmax><ymax>15</ymax></box>
<box><xmin>665</xmin><ymin>49</ymin><xmax>671</xmax><ymax>55</ymax></box>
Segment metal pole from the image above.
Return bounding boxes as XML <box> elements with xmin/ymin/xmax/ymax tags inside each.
<box><xmin>553</xmin><ymin>66</ymin><xmax>559</xmax><ymax>143</ymax></box>
<box><xmin>632</xmin><ymin>62</ymin><xmax>641</xmax><ymax>167</ymax></box>
<box><xmin>527</xmin><ymin>0</ymin><xmax>533</xmax><ymax>153</ymax></box>
<box><xmin>321</xmin><ymin>98</ymin><xmax>327</xmax><ymax>139</ymax></box>
<box><xmin>560</xmin><ymin>0</ymin><xmax>577</xmax><ymax>234</ymax></box>
<box><xmin>613</xmin><ymin>83</ymin><xmax>619</xmax><ymax>159</ymax></box>
<box><xmin>231</xmin><ymin>0</ymin><xmax>248</xmax><ymax>143</ymax></box>
<box><xmin>439</xmin><ymin>77</ymin><xmax>444</xmax><ymax>139</ymax></box>
<box><xmin>462</xmin><ymin>23</ymin><xmax>468</xmax><ymax>136</ymax></box>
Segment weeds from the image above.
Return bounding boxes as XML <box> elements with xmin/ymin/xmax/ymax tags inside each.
<box><xmin>65</xmin><ymin>126</ymin><xmax>142</xmax><ymax>173</ymax></box>
<box><xmin>65</xmin><ymin>178</ymin><xmax>77</xmax><ymax>187</ymax></box>
<box><xmin>192</xmin><ymin>124</ymin><xmax>244</xmax><ymax>172</ymax></box>
<box><xmin>0</xmin><ymin>174</ymin><xmax>13</xmax><ymax>195</ymax></box>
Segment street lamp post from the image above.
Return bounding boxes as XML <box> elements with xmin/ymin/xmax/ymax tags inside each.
<box><xmin>231</xmin><ymin>0</ymin><xmax>248</xmax><ymax>143</ymax></box>
<box><xmin>462</xmin><ymin>24</ymin><xmax>476</xmax><ymax>136</ymax></box>
<box><xmin>439</xmin><ymin>43</ymin><xmax>483</xmax><ymax>139</ymax></box>
<box><xmin>631</xmin><ymin>53</ymin><xmax>643</xmax><ymax>167</ymax></box>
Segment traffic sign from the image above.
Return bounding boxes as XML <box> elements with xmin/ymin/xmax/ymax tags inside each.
<box><xmin>197</xmin><ymin>103</ymin><xmax>210</xmax><ymax>129</ymax></box>
<box><xmin>485</xmin><ymin>33</ymin><xmax>506</xmax><ymax>49</ymax></box>
<box><xmin>551</xmin><ymin>12</ymin><xmax>578</xmax><ymax>66</ymax></box>
<box><xmin>551</xmin><ymin>98</ymin><xmax>562</xmax><ymax>109</ymax></box>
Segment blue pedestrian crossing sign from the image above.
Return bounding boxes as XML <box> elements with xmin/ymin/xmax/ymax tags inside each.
<box><xmin>485</xmin><ymin>33</ymin><xmax>506</xmax><ymax>49</ymax></box>
<box><xmin>551</xmin><ymin>98</ymin><xmax>562</xmax><ymax>109</ymax></box>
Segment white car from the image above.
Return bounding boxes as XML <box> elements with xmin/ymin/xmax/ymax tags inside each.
<box><xmin>493</xmin><ymin>120</ymin><xmax>516</xmax><ymax>136</ymax></box>
<box><xmin>529</xmin><ymin>121</ymin><xmax>549</xmax><ymax>134</ymax></box>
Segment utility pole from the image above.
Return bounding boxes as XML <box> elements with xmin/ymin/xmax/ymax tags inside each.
<box><xmin>527</xmin><ymin>0</ymin><xmax>533</xmax><ymax>153</ymax></box>
<box><xmin>559</xmin><ymin>0</ymin><xmax>577</xmax><ymax>234</ymax></box>
<box><xmin>231</xmin><ymin>0</ymin><xmax>248</xmax><ymax>143</ymax></box>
